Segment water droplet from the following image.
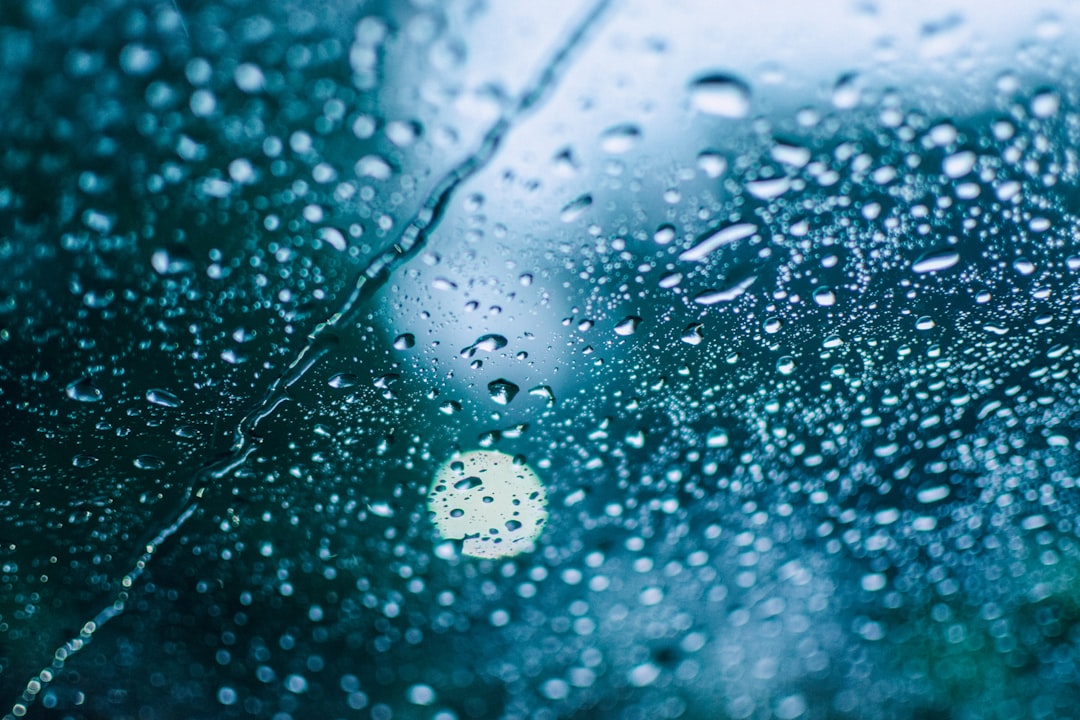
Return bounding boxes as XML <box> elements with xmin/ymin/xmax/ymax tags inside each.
<box><xmin>134</xmin><ymin>455</ymin><xmax>165</xmax><ymax>470</ymax></box>
<box><xmin>812</xmin><ymin>287</ymin><xmax>837</xmax><ymax>306</ymax></box>
<box><xmin>529</xmin><ymin>385</ymin><xmax>556</xmax><ymax>406</ymax></box>
<box><xmin>653</xmin><ymin>224</ymin><xmax>676</xmax><ymax>245</ymax></box>
<box><xmin>1031</xmin><ymin>90</ymin><xmax>1060</xmax><ymax>118</ymax></box>
<box><xmin>745</xmin><ymin>177</ymin><xmax>791</xmax><ymax>200</ymax></box>
<box><xmin>915</xmin><ymin>316</ymin><xmax>936</xmax><ymax>331</ymax></box>
<box><xmin>942</xmin><ymin>151</ymin><xmax>975</xmax><ymax>178</ymax></box>
<box><xmin>696</xmin><ymin>151</ymin><xmax>727</xmax><ymax>178</ymax></box>
<box><xmin>65</xmin><ymin>377</ymin><xmax>103</xmax><ymax>402</ymax></box>
<box><xmin>694</xmin><ymin>276</ymin><xmax>756</xmax><ymax>304</ymax></box>
<box><xmin>681</xmin><ymin>323</ymin><xmax>704</xmax><ymax>345</ymax></box>
<box><xmin>318</xmin><ymin>227</ymin><xmax>347</xmax><ymax>252</ymax></box>
<box><xmin>146</xmin><ymin>388</ymin><xmax>182</xmax><ymax>408</ymax></box>
<box><xmin>764</xmin><ymin>317</ymin><xmax>783</xmax><ymax>334</ymax></box>
<box><xmin>393</xmin><ymin>333</ymin><xmax>416</xmax><ymax>350</ymax></box>
<box><xmin>454</xmin><ymin>475</ymin><xmax>483</xmax><ymax>491</ymax></box>
<box><xmin>614</xmin><ymin>316</ymin><xmax>642</xmax><ymax>336</ymax></box>
<box><xmin>599</xmin><ymin>124</ymin><xmax>641</xmax><ymax>154</ymax></box>
<box><xmin>1013</xmin><ymin>258</ymin><xmax>1035</xmax><ymax>275</ymax></box>
<box><xmin>355</xmin><ymin>154</ymin><xmax>393</xmax><ymax>180</ymax></box>
<box><xmin>832</xmin><ymin>72</ymin><xmax>861</xmax><ymax>109</ymax></box>
<box><xmin>680</xmin><ymin>222</ymin><xmax>757</xmax><ymax>262</ymax></box>
<box><xmin>487</xmin><ymin>379</ymin><xmax>520</xmax><ymax>405</ymax></box>
<box><xmin>460</xmin><ymin>334</ymin><xmax>508</xmax><ymax>358</ymax></box>
<box><xmin>439</xmin><ymin>400</ymin><xmax>461</xmax><ymax>414</ymax></box>
<box><xmin>151</xmin><ymin>247</ymin><xmax>195</xmax><ymax>276</ymax></box>
<box><xmin>328</xmin><ymin>373</ymin><xmax>360</xmax><ymax>389</ymax></box>
<box><xmin>560</xmin><ymin>193</ymin><xmax>592</xmax><ymax>222</ymax></box>
<box><xmin>913</xmin><ymin>250</ymin><xmax>961</xmax><ymax>274</ymax></box>
<box><xmin>688</xmin><ymin>73</ymin><xmax>751</xmax><ymax>118</ymax></box>
<box><xmin>72</xmin><ymin>454</ymin><xmax>99</xmax><ymax>468</ymax></box>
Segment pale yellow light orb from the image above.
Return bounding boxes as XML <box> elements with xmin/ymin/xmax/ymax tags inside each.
<box><xmin>427</xmin><ymin>450</ymin><xmax>548</xmax><ymax>559</ymax></box>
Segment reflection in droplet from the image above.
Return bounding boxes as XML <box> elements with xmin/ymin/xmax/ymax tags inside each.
<box><xmin>427</xmin><ymin>450</ymin><xmax>548</xmax><ymax>559</ymax></box>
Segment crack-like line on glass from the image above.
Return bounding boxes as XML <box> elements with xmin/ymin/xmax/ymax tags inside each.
<box><xmin>4</xmin><ymin>0</ymin><xmax>615</xmax><ymax>716</ymax></box>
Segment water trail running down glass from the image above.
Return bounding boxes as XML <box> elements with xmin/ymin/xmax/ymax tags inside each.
<box><xmin>4</xmin><ymin>1</ymin><xmax>615</xmax><ymax>716</ymax></box>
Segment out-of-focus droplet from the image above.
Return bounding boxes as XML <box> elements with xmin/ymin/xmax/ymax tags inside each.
<box><xmin>942</xmin><ymin>151</ymin><xmax>975</xmax><ymax>178</ymax></box>
<box><xmin>688</xmin><ymin>73</ymin><xmax>751</xmax><ymax>118</ymax></box>
<box><xmin>697</xmin><ymin>150</ymin><xmax>727</xmax><ymax>178</ymax></box>
<box><xmin>560</xmin><ymin>193</ymin><xmax>592</xmax><ymax>222</ymax></box>
<box><xmin>746</xmin><ymin>177</ymin><xmax>791</xmax><ymax>200</ymax></box>
<box><xmin>393</xmin><ymin>333</ymin><xmax>416</xmax><ymax>350</ymax></box>
<box><xmin>832</xmin><ymin>72</ymin><xmax>861</xmax><ymax>109</ymax></box>
<box><xmin>151</xmin><ymin>247</ymin><xmax>196</xmax><ymax>276</ymax></box>
<box><xmin>599</xmin><ymin>124</ymin><xmax>641</xmax><ymax>154</ymax></box>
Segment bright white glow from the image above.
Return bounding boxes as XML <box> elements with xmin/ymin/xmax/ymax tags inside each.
<box><xmin>427</xmin><ymin>450</ymin><xmax>548</xmax><ymax>559</ymax></box>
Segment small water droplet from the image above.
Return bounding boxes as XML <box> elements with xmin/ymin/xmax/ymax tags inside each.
<box><xmin>764</xmin><ymin>317</ymin><xmax>782</xmax><ymax>334</ymax></box>
<box><xmin>393</xmin><ymin>333</ymin><xmax>416</xmax><ymax>350</ymax></box>
<box><xmin>915</xmin><ymin>316</ymin><xmax>936</xmax><ymax>331</ymax></box>
<box><xmin>688</xmin><ymin>73</ymin><xmax>751</xmax><ymax>118</ymax></box>
<box><xmin>777</xmin><ymin>356</ymin><xmax>796</xmax><ymax>374</ymax></box>
<box><xmin>72</xmin><ymin>454</ymin><xmax>99</xmax><ymax>468</ymax></box>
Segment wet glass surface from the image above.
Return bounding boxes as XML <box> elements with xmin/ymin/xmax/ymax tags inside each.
<box><xmin>4</xmin><ymin>1</ymin><xmax>1080</xmax><ymax>718</ymax></box>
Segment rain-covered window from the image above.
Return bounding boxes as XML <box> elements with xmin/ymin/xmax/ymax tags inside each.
<box><xmin>4</xmin><ymin>0</ymin><xmax>1080</xmax><ymax>718</ymax></box>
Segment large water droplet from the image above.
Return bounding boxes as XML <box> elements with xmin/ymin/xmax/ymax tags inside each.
<box><xmin>146</xmin><ymin>388</ymin><xmax>183</xmax><ymax>408</ymax></box>
<box><xmin>912</xmin><ymin>250</ymin><xmax>961</xmax><ymax>274</ymax></box>
<box><xmin>460</xmin><ymin>334</ymin><xmax>508</xmax><ymax>358</ymax></box>
<box><xmin>65</xmin><ymin>377</ymin><xmax>103</xmax><ymax>402</ymax></box>
<box><xmin>680</xmin><ymin>222</ymin><xmax>757</xmax><ymax>262</ymax></box>
<box><xmin>614</xmin><ymin>316</ymin><xmax>642</xmax><ymax>336</ymax></box>
<box><xmin>599</xmin><ymin>124</ymin><xmax>642</xmax><ymax>154</ymax></box>
<box><xmin>487</xmin><ymin>379</ymin><xmax>520</xmax><ymax>405</ymax></box>
<box><xmin>688</xmin><ymin>73</ymin><xmax>751</xmax><ymax>118</ymax></box>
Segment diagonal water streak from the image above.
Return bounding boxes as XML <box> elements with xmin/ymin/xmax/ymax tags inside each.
<box><xmin>4</xmin><ymin>0</ymin><xmax>614</xmax><ymax>716</ymax></box>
